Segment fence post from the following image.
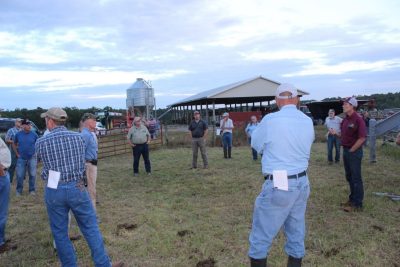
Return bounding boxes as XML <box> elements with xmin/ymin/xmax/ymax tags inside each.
<box><xmin>369</xmin><ymin>119</ymin><xmax>377</xmax><ymax>163</ymax></box>
<box><xmin>164</xmin><ymin>124</ymin><xmax>169</xmax><ymax>145</ymax></box>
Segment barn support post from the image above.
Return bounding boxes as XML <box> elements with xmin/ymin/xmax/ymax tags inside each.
<box><xmin>369</xmin><ymin>119</ymin><xmax>377</xmax><ymax>163</ymax></box>
<box><xmin>212</xmin><ymin>100</ymin><xmax>216</xmax><ymax>147</ymax></box>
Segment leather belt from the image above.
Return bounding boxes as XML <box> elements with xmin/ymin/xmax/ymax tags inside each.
<box><xmin>264</xmin><ymin>170</ymin><xmax>307</xmax><ymax>181</ymax></box>
<box><xmin>86</xmin><ymin>159</ymin><xmax>98</xmax><ymax>166</ymax></box>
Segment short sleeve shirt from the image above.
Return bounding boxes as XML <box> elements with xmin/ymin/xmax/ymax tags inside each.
<box><xmin>188</xmin><ymin>119</ymin><xmax>208</xmax><ymax>138</ymax></box>
<box><xmin>220</xmin><ymin>119</ymin><xmax>234</xmax><ymax>134</ymax></box>
<box><xmin>340</xmin><ymin>112</ymin><xmax>367</xmax><ymax>148</ymax></box>
<box><xmin>14</xmin><ymin>130</ymin><xmax>38</xmax><ymax>160</ymax></box>
<box><xmin>325</xmin><ymin>116</ymin><xmax>343</xmax><ymax>134</ymax></box>
<box><xmin>0</xmin><ymin>138</ymin><xmax>11</xmax><ymax>169</ymax></box>
<box><xmin>127</xmin><ymin>124</ymin><xmax>150</xmax><ymax>144</ymax></box>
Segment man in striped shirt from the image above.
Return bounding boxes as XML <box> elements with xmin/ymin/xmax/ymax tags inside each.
<box><xmin>36</xmin><ymin>107</ymin><xmax>123</xmax><ymax>267</ymax></box>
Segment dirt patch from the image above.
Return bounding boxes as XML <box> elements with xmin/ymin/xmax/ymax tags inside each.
<box><xmin>177</xmin><ymin>230</ymin><xmax>194</xmax><ymax>237</ymax></box>
<box><xmin>323</xmin><ymin>247</ymin><xmax>340</xmax><ymax>258</ymax></box>
<box><xmin>116</xmin><ymin>223</ymin><xmax>138</xmax><ymax>236</ymax></box>
<box><xmin>196</xmin><ymin>257</ymin><xmax>216</xmax><ymax>267</ymax></box>
<box><xmin>372</xmin><ymin>225</ymin><xmax>384</xmax><ymax>232</ymax></box>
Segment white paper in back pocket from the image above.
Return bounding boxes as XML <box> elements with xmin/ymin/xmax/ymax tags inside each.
<box><xmin>48</xmin><ymin>170</ymin><xmax>61</xmax><ymax>189</ymax></box>
<box><xmin>273</xmin><ymin>170</ymin><xmax>288</xmax><ymax>191</ymax></box>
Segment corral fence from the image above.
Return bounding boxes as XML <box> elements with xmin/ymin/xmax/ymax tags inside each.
<box><xmin>97</xmin><ymin>125</ymin><xmax>164</xmax><ymax>159</ymax></box>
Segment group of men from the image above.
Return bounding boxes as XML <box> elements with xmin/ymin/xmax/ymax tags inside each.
<box><xmin>0</xmin><ymin>82</ymin><xmax>384</xmax><ymax>266</ymax></box>
<box><xmin>0</xmin><ymin>108</ymin><xmax>124</xmax><ymax>266</ymax></box>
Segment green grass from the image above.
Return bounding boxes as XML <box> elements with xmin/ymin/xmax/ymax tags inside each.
<box><xmin>1</xmin><ymin>143</ymin><xmax>399</xmax><ymax>266</ymax></box>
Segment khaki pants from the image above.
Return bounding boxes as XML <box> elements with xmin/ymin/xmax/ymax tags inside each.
<box><xmin>85</xmin><ymin>162</ymin><xmax>97</xmax><ymax>210</ymax></box>
<box><xmin>192</xmin><ymin>138</ymin><xmax>208</xmax><ymax>168</ymax></box>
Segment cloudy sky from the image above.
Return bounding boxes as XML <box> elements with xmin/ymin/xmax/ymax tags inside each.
<box><xmin>1</xmin><ymin>0</ymin><xmax>399</xmax><ymax>110</ymax></box>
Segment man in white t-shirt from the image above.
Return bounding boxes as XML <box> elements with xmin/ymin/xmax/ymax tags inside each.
<box><xmin>220</xmin><ymin>112</ymin><xmax>234</xmax><ymax>159</ymax></box>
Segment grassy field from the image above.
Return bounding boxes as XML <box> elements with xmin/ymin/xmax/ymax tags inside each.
<box><xmin>1</xmin><ymin>141</ymin><xmax>399</xmax><ymax>266</ymax></box>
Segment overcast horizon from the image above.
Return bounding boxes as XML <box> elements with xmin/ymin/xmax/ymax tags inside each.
<box><xmin>1</xmin><ymin>0</ymin><xmax>399</xmax><ymax>110</ymax></box>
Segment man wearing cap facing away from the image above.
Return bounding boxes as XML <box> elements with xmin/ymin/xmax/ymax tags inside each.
<box><xmin>220</xmin><ymin>112</ymin><xmax>234</xmax><ymax>158</ymax></box>
<box><xmin>35</xmin><ymin>107</ymin><xmax>124</xmax><ymax>267</ymax></box>
<box><xmin>13</xmin><ymin>119</ymin><xmax>38</xmax><ymax>196</ymax></box>
<box><xmin>80</xmin><ymin>113</ymin><xmax>99</xmax><ymax>211</ymax></box>
<box><xmin>248</xmin><ymin>83</ymin><xmax>314</xmax><ymax>267</ymax></box>
<box><xmin>188</xmin><ymin>111</ymin><xmax>209</xmax><ymax>169</ymax></box>
<box><xmin>340</xmin><ymin>97</ymin><xmax>366</xmax><ymax>212</ymax></box>
<box><xmin>127</xmin><ymin>117</ymin><xmax>151</xmax><ymax>176</ymax></box>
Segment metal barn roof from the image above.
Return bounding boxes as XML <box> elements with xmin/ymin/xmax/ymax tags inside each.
<box><xmin>169</xmin><ymin>76</ymin><xmax>309</xmax><ymax>107</ymax></box>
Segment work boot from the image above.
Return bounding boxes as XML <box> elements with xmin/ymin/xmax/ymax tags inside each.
<box><xmin>228</xmin><ymin>147</ymin><xmax>232</xmax><ymax>158</ymax></box>
<box><xmin>250</xmin><ymin>257</ymin><xmax>267</xmax><ymax>267</ymax></box>
<box><xmin>287</xmin><ymin>255</ymin><xmax>302</xmax><ymax>267</ymax></box>
<box><xmin>223</xmin><ymin>148</ymin><xmax>227</xmax><ymax>158</ymax></box>
<box><xmin>340</xmin><ymin>200</ymin><xmax>352</xmax><ymax>207</ymax></box>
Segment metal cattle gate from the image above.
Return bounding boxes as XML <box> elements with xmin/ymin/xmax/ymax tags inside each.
<box><xmin>98</xmin><ymin>130</ymin><xmax>163</xmax><ymax>159</ymax></box>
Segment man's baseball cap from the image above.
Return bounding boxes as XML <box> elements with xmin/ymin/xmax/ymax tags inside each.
<box><xmin>343</xmin><ymin>96</ymin><xmax>358</xmax><ymax>107</ymax></box>
<box><xmin>133</xmin><ymin>116</ymin><xmax>141</xmax><ymax>122</ymax></box>
<box><xmin>194</xmin><ymin>110</ymin><xmax>200</xmax><ymax>114</ymax></box>
<box><xmin>222</xmin><ymin>112</ymin><xmax>229</xmax><ymax>117</ymax></box>
<box><xmin>21</xmin><ymin>119</ymin><xmax>30</xmax><ymax>125</ymax></box>
<box><xmin>275</xmin><ymin>83</ymin><xmax>298</xmax><ymax>99</ymax></box>
<box><xmin>15</xmin><ymin>118</ymin><xmax>22</xmax><ymax>122</ymax></box>
<box><xmin>81</xmin><ymin>113</ymin><xmax>96</xmax><ymax>121</ymax></box>
<box><xmin>40</xmin><ymin>107</ymin><xmax>68</xmax><ymax>121</ymax></box>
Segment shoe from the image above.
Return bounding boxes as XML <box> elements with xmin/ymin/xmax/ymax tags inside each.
<box><xmin>29</xmin><ymin>191</ymin><xmax>36</xmax><ymax>195</ymax></box>
<box><xmin>203</xmin><ymin>165</ymin><xmax>208</xmax><ymax>169</ymax></box>
<box><xmin>133</xmin><ymin>173</ymin><xmax>138</xmax><ymax>177</ymax></box>
<box><xmin>69</xmin><ymin>234</ymin><xmax>81</xmax><ymax>241</ymax></box>
<box><xmin>147</xmin><ymin>172</ymin><xmax>151</xmax><ymax>175</ymax></box>
<box><xmin>328</xmin><ymin>161</ymin><xmax>333</xmax><ymax>165</ymax></box>
<box><xmin>190</xmin><ymin>166</ymin><xmax>197</xmax><ymax>169</ymax></box>
<box><xmin>335</xmin><ymin>161</ymin><xmax>340</xmax><ymax>164</ymax></box>
<box><xmin>343</xmin><ymin>205</ymin><xmax>363</xmax><ymax>212</ymax></box>
<box><xmin>112</xmin><ymin>261</ymin><xmax>125</xmax><ymax>267</ymax></box>
<box><xmin>340</xmin><ymin>200</ymin><xmax>352</xmax><ymax>207</ymax></box>
<box><xmin>0</xmin><ymin>240</ymin><xmax>18</xmax><ymax>254</ymax></box>
<box><xmin>16</xmin><ymin>192</ymin><xmax>21</xmax><ymax>197</ymax></box>
<box><xmin>287</xmin><ymin>255</ymin><xmax>302</xmax><ymax>267</ymax></box>
<box><xmin>250</xmin><ymin>257</ymin><xmax>267</xmax><ymax>267</ymax></box>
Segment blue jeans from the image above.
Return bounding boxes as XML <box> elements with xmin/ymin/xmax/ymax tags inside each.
<box><xmin>16</xmin><ymin>157</ymin><xmax>37</xmax><ymax>194</ymax></box>
<box><xmin>45</xmin><ymin>180</ymin><xmax>111</xmax><ymax>267</ymax></box>
<box><xmin>249</xmin><ymin>175</ymin><xmax>310</xmax><ymax>259</ymax></box>
<box><xmin>0</xmin><ymin>172</ymin><xmax>10</xmax><ymax>246</ymax></box>
<box><xmin>248</xmin><ymin>138</ymin><xmax>258</xmax><ymax>160</ymax></box>
<box><xmin>8</xmin><ymin>148</ymin><xmax>17</xmax><ymax>183</ymax></box>
<box><xmin>222</xmin><ymin>132</ymin><xmax>232</xmax><ymax>149</ymax></box>
<box><xmin>343</xmin><ymin>148</ymin><xmax>364</xmax><ymax>207</ymax></box>
<box><xmin>327</xmin><ymin>135</ymin><xmax>341</xmax><ymax>162</ymax></box>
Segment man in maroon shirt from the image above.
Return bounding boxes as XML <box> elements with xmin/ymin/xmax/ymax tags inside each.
<box><xmin>340</xmin><ymin>97</ymin><xmax>367</xmax><ymax>212</ymax></box>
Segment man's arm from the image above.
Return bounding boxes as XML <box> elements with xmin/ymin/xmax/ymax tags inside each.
<box><xmin>350</xmin><ymin>137</ymin><xmax>366</xmax><ymax>152</ymax></box>
<box><xmin>396</xmin><ymin>132</ymin><xmax>400</xmax><ymax>145</ymax></box>
<box><xmin>12</xmin><ymin>139</ymin><xmax>19</xmax><ymax>157</ymax></box>
<box><xmin>127</xmin><ymin>130</ymin><xmax>135</xmax><ymax>147</ymax></box>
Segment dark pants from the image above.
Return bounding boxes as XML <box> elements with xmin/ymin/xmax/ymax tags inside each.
<box><xmin>343</xmin><ymin>147</ymin><xmax>364</xmax><ymax>207</ymax></box>
<box><xmin>132</xmin><ymin>144</ymin><xmax>151</xmax><ymax>174</ymax></box>
<box><xmin>248</xmin><ymin>138</ymin><xmax>258</xmax><ymax>160</ymax></box>
<box><xmin>327</xmin><ymin>134</ymin><xmax>341</xmax><ymax>162</ymax></box>
<box><xmin>8</xmin><ymin>148</ymin><xmax>17</xmax><ymax>183</ymax></box>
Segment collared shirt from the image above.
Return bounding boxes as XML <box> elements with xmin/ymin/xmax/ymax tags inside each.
<box><xmin>341</xmin><ymin>112</ymin><xmax>367</xmax><ymax>148</ymax></box>
<box><xmin>14</xmin><ymin>130</ymin><xmax>38</xmax><ymax>160</ymax></box>
<box><xmin>325</xmin><ymin>116</ymin><xmax>342</xmax><ymax>134</ymax></box>
<box><xmin>251</xmin><ymin>104</ymin><xmax>315</xmax><ymax>175</ymax></box>
<box><xmin>188</xmin><ymin>119</ymin><xmax>208</xmax><ymax>138</ymax></box>
<box><xmin>127</xmin><ymin>124</ymin><xmax>150</xmax><ymax>144</ymax></box>
<box><xmin>81</xmin><ymin>127</ymin><xmax>98</xmax><ymax>160</ymax></box>
<box><xmin>0</xmin><ymin>138</ymin><xmax>11</xmax><ymax>169</ymax></box>
<box><xmin>35</xmin><ymin>126</ymin><xmax>86</xmax><ymax>182</ymax></box>
<box><xmin>220</xmin><ymin>118</ymin><xmax>234</xmax><ymax>134</ymax></box>
<box><xmin>5</xmin><ymin>126</ymin><xmax>20</xmax><ymax>149</ymax></box>
<box><xmin>245</xmin><ymin>122</ymin><xmax>258</xmax><ymax>137</ymax></box>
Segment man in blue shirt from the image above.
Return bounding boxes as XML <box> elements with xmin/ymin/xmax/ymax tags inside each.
<box><xmin>5</xmin><ymin>118</ymin><xmax>21</xmax><ymax>183</ymax></box>
<box><xmin>245</xmin><ymin>115</ymin><xmax>259</xmax><ymax>160</ymax></box>
<box><xmin>248</xmin><ymin>84</ymin><xmax>314</xmax><ymax>267</ymax></box>
<box><xmin>36</xmin><ymin>107</ymin><xmax>123</xmax><ymax>267</ymax></box>
<box><xmin>80</xmin><ymin>113</ymin><xmax>99</xmax><ymax>211</ymax></box>
<box><xmin>13</xmin><ymin>119</ymin><xmax>38</xmax><ymax>196</ymax></box>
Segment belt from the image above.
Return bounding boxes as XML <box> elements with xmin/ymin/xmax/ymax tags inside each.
<box><xmin>264</xmin><ymin>170</ymin><xmax>307</xmax><ymax>181</ymax></box>
<box><xmin>86</xmin><ymin>159</ymin><xmax>98</xmax><ymax>166</ymax></box>
<box><xmin>133</xmin><ymin>143</ymin><xmax>147</xmax><ymax>145</ymax></box>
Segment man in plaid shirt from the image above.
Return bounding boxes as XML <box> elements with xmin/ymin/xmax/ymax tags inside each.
<box><xmin>36</xmin><ymin>107</ymin><xmax>123</xmax><ymax>267</ymax></box>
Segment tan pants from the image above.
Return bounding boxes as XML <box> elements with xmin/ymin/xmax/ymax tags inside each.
<box><xmin>85</xmin><ymin>162</ymin><xmax>97</xmax><ymax>210</ymax></box>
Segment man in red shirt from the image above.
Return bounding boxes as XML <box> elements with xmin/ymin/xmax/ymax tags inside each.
<box><xmin>340</xmin><ymin>97</ymin><xmax>367</xmax><ymax>212</ymax></box>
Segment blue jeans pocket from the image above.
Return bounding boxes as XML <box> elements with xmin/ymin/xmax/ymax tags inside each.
<box><xmin>271</xmin><ymin>189</ymin><xmax>292</xmax><ymax>207</ymax></box>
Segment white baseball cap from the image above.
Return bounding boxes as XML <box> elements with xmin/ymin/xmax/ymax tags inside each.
<box><xmin>275</xmin><ymin>83</ymin><xmax>298</xmax><ymax>99</ymax></box>
<box><xmin>343</xmin><ymin>96</ymin><xmax>358</xmax><ymax>107</ymax></box>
